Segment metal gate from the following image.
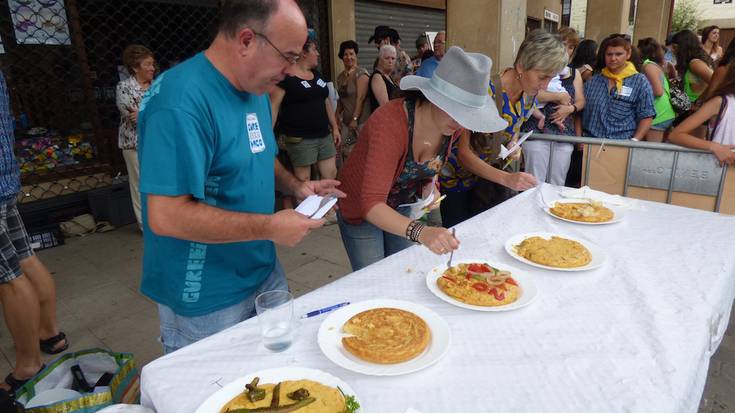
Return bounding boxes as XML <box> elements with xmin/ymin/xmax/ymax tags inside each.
<box><xmin>355</xmin><ymin>0</ymin><xmax>445</xmax><ymax>70</ymax></box>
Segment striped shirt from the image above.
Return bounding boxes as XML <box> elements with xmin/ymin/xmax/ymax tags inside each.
<box><xmin>0</xmin><ymin>71</ymin><xmax>19</xmax><ymax>201</ymax></box>
<box><xmin>582</xmin><ymin>73</ymin><xmax>656</xmax><ymax>140</ymax></box>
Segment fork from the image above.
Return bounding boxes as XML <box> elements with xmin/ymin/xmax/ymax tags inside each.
<box><xmin>309</xmin><ymin>194</ymin><xmax>337</xmax><ymax>218</ymax></box>
<box><xmin>536</xmin><ymin>183</ymin><xmax>557</xmax><ymax>210</ymax></box>
<box><xmin>446</xmin><ymin>228</ymin><xmax>456</xmax><ymax>269</ymax></box>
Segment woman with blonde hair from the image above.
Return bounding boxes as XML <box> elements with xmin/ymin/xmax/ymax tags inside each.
<box><xmin>116</xmin><ymin>44</ymin><xmax>155</xmax><ymax>229</ymax></box>
<box><xmin>440</xmin><ymin>29</ymin><xmax>567</xmax><ymax>227</ymax></box>
<box><xmin>522</xmin><ymin>27</ymin><xmax>586</xmax><ymax>185</ymax></box>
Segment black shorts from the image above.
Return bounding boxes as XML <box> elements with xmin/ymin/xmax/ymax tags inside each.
<box><xmin>0</xmin><ymin>198</ymin><xmax>33</xmax><ymax>283</ymax></box>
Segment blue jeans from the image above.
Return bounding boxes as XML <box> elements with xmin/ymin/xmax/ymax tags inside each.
<box><xmin>337</xmin><ymin>208</ymin><xmax>414</xmax><ymax>271</ymax></box>
<box><xmin>157</xmin><ymin>259</ymin><xmax>288</xmax><ymax>354</ymax></box>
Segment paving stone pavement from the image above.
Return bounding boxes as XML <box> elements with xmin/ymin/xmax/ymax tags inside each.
<box><xmin>0</xmin><ymin>223</ymin><xmax>732</xmax><ymax>411</ymax></box>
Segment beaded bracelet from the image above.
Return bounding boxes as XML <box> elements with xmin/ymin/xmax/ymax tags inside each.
<box><xmin>405</xmin><ymin>220</ymin><xmax>425</xmax><ymax>243</ymax></box>
<box><xmin>405</xmin><ymin>220</ymin><xmax>418</xmax><ymax>239</ymax></box>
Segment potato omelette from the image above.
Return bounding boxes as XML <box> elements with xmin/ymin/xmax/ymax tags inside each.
<box><xmin>515</xmin><ymin>236</ymin><xmax>592</xmax><ymax>268</ymax></box>
<box><xmin>550</xmin><ymin>201</ymin><xmax>614</xmax><ymax>223</ymax></box>
<box><xmin>220</xmin><ymin>379</ymin><xmax>345</xmax><ymax>413</ymax></box>
<box><xmin>437</xmin><ymin>262</ymin><xmax>521</xmax><ymax>306</ymax></box>
<box><xmin>342</xmin><ymin>308</ymin><xmax>430</xmax><ymax>364</ymax></box>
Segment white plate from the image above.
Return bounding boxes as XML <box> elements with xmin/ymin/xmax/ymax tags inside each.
<box><xmin>544</xmin><ymin>198</ymin><xmax>626</xmax><ymax>225</ymax></box>
<box><xmin>317</xmin><ymin>299</ymin><xmax>451</xmax><ymax>376</ymax></box>
<box><xmin>194</xmin><ymin>367</ymin><xmax>362</xmax><ymax>413</ymax></box>
<box><xmin>426</xmin><ymin>260</ymin><xmax>538</xmax><ymax>311</ymax></box>
<box><xmin>504</xmin><ymin>232</ymin><xmax>607</xmax><ymax>272</ymax></box>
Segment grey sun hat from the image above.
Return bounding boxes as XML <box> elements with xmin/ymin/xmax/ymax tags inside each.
<box><xmin>399</xmin><ymin>46</ymin><xmax>507</xmax><ymax>133</ymax></box>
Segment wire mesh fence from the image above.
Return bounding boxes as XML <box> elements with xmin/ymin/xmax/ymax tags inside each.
<box><xmin>1</xmin><ymin>0</ymin><xmax>329</xmax><ymax>206</ymax></box>
<box><xmin>0</xmin><ymin>0</ymin><xmax>219</xmax><ymax>204</ymax></box>
<box><xmin>1</xmin><ymin>0</ymin><xmax>328</xmax><ymax>206</ymax></box>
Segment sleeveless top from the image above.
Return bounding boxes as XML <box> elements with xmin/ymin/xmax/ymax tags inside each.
<box><xmin>336</xmin><ymin>67</ymin><xmax>371</xmax><ymax>126</ymax></box>
<box><xmin>712</xmin><ymin>95</ymin><xmax>735</xmax><ymax>146</ymax></box>
<box><xmin>643</xmin><ymin>59</ymin><xmax>676</xmax><ymax>126</ymax></box>
<box><xmin>387</xmin><ymin>98</ymin><xmax>451</xmax><ymax>208</ymax></box>
<box><xmin>684</xmin><ymin>68</ymin><xmax>704</xmax><ymax>103</ymax></box>
<box><xmin>369</xmin><ymin>71</ymin><xmax>399</xmax><ymax>112</ymax></box>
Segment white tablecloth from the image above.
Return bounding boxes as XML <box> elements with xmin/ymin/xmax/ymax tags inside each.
<box><xmin>140</xmin><ymin>191</ymin><xmax>735</xmax><ymax>413</ymax></box>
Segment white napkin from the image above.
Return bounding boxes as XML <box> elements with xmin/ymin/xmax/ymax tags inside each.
<box><xmin>398</xmin><ymin>178</ymin><xmax>438</xmax><ymax>220</ymax></box>
<box><xmin>559</xmin><ymin>186</ymin><xmax>639</xmax><ymax>209</ymax></box>
<box><xmin>295</xmin><ymin>194</ymin><xmax>338</xmax><ymax>219</ymax></box>
<box><xmin>499</xmin><ymin>130</ymin><xmax>533</xmax><ymax>160</ymax></box>
<box><xmin>404</xmin><ymin>409</ymin><xmax>423</xmax><ymax>413</ymax></box>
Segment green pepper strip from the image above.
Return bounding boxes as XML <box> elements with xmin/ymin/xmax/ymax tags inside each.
<box><xmin>270</xmin><ymin>382</ymin><xmax>281</xmax><ymax>408</ymax></box>
<box><xmin>226</xmin><ymin>397</ymin><xmax>316</xmax><ymax>413</ymax></box>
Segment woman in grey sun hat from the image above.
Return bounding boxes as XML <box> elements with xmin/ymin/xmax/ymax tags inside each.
<box><xmin>399</xmin><ymin>46</ymin><xmax>507</xmax><ymax>133</ymax></box>
<box><xmin>336</xmin><ymin>46</ymin><xmax>504</xmax><ymax>271</ymax></box>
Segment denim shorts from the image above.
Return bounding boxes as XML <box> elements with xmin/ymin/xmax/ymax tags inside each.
<box><xmin>651</xmin><ymin>118</ymin><xmax>674</xmax><ymax>131</ymax></box>
<box><xmin>157</xmin><ymin>259</ymin><xmax>288</xmax><ymax>354</ymax></box>
<box><xmin>0</xmin><ymin>198</ymin><xmax>34</xmax><ymax>284</ymax></box>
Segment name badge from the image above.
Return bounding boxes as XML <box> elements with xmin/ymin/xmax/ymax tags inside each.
<box><xmin>246</xmin><ymin>113</ymin><xmax>265</xmax><ymax>154</ymax></box>
<box><xmin>301</xmin><ymin>80</ymin><xmax>311</xmax><ymax>88</ymax></box>
<box><xmin>316</xmin><ymin>78</ymin><xmax>327</xmax><ymax>88</ymax></box>
<box><xmin>620</xmin><ymin>86</ymin><xmax>633</xmax><ymax>97</ymax></box>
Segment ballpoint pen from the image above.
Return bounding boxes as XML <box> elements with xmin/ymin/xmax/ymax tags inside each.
<box><xmin>301</xmin><ymin>302</ymin><xmax>350</xmax><ymax>319</ymax></box>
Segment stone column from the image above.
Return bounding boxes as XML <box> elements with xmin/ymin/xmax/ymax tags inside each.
<box><xmin>327</xmin><ymin>0</ymin><xmax>355</xmax><ymax>81</ymax></box>
<box><xmin>633</xmin><ymin>0</ymin><xmax>672</xmax><ymax>44</ymax></box>
<box><xmin>584</xmin><ymin>0</ymin><xmax>631</xmax><ymax>43</ymax></box>
<box><xmin>447</xmin><ymin>0</ymin><xmax>527</xmax><ymax>73</ymax></box>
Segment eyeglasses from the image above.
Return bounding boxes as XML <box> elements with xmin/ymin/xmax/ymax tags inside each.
<box><xmin>254</xmin><ymin>32</ymin><xmax>301</xmax><ymax>65</ymax></box>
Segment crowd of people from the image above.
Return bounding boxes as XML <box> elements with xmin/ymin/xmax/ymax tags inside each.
<box><xmin>2</xmin><ymin>1</ymin><xmax>735</xmax><ymax>393</ymax></box>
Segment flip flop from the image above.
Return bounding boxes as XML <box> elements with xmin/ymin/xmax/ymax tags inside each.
<box><xmin>3</xmin><ymin>364</ymin><xmax>45</xmax><ymax>395</ymax></box>
<box><xmin>39</xmin><ymin>332</ymin><xmax>68</xmax><ymax>355</ymax></box>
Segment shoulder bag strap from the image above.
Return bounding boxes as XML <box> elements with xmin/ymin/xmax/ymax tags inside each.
<box><xmin>708</xmin><ymin>96</ymin><xmax>729</xmax><ymax>141</ymax></box>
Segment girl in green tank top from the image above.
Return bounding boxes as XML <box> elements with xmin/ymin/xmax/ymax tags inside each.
<box><xmin>643</xmin><ymin>59</ymin><xmax>676</xmax><ymax>126</ymax></box>
<box><xmin>638</xmin><ymin>38</ymin><xmax>676</xmax><ymax>141</ymax></box>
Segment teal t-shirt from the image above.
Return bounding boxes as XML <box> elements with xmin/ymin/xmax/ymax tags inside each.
<box><xmin>138</xmin><ymin>52</ymin><xmax>277</xmax><ymax>317</ymax></box>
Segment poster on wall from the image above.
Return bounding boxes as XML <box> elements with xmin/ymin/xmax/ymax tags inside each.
<box><xmin>8</xmin><ymin>0</ymin><xmax>71</xmax><ymax>45</ymax></box>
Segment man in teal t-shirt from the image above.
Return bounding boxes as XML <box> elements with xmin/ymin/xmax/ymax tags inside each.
<box><xmin>138</xmin><ymin>0</ymin><xmax>343</xmax><ymax>354</ymax></box>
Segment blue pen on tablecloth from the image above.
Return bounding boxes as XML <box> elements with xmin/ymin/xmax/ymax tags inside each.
<box><xmin>301</xmin><ymin>302</ymin><xmax>350</xmax><ymax>319</ymax></box>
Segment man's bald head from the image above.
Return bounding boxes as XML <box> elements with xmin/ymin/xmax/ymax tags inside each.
<box><xmin>209</xmin><ymin>0</ymin><xmax>307</xmax><ymax>95</ymax></box>
<box><xmin>217</xmin><ymin>0</ymin><xmax>305</xmax><ymax>38</ymax></box>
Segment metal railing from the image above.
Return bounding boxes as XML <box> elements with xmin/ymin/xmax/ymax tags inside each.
<box><xmin>526</xmin><ymin>133</ymin><xmax>730</xmax><ymax>212</ymax></box>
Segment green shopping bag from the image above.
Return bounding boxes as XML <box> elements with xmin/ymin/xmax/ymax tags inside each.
<box><xmin>15</xmin><ymin>348</ymin><xmax>139</xmax><ymax>413</ymax></box>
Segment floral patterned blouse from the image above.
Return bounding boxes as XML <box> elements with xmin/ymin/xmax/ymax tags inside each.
<box><xmin>440</xmin><ymin>74</ymin><xmax>537</xmax><ymax>193</ymax></box>
<box><xmin>116</xmin><ymin>75</ymin><xmax>148</xmax><ymax>149</ymax></box>
<box><xmin>387</xmin><ymin>98</ymin><xmax>451</xmax><ymax>208</ymax></box>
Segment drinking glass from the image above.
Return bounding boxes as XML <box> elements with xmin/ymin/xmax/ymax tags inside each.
<box><xmin>255</xmin><ymin>290</ymin><xmax>295</xmax><ymax>352</ymax></box>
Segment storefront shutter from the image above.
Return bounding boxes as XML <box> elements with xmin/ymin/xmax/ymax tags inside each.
<box><xmin>354</xmin><ymin>0</ymin><xmax>445</xmax><ymax>71</ymax></box>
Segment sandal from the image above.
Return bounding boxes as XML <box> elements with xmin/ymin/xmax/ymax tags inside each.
<box><xmin>3</xmin><ymin>364</ymin><xmax>45</xmax><ymax>395</ymax></box>
<box><xmin>39</xmin><ymin>332</ymin><xmax>68</xmax><ymax>355</ymax></box>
